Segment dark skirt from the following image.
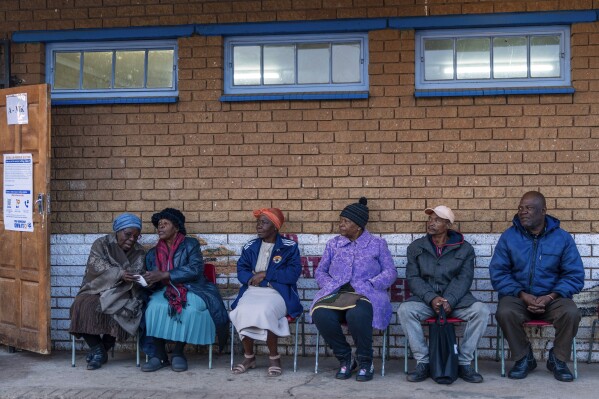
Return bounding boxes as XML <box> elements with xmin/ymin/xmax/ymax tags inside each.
<box><xmin>69</xmin><ymin>293</ymin><xmax>129</xmax><ymax>341</ymax></box>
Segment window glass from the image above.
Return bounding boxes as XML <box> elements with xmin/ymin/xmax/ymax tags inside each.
<box><xmin>332</xmin><ymin>42</ymin><xmax>361</xmax><ymax>83</ymax></box>
<box><xmin>82</xmin><ymin>51</ymin><xmax>112</xmax><ymax>89</ymax></box>
<box><xmin>147</xmin><ymin>49</ymin><xmax>174</xmax><ymax>88</ymax></box>
<box><xmin>493</xmin><ymin>37</ymin><xmax>527</xmax><ymax>79</ymax></box>
<box><xmin>298</xmin><ymin>43</ymin><xmax>330</xmax><ymax>84</ymax></box>
<box><xmin>233</xmin><ymin>45</ymin><xmax>261</xmax><ymax>86</ymax></box>
<box><xmin>456</xmin><ymin>37</ymin><xmax>490</xmax><ymax>80</ymax></box>
<box><xmin>54</xmin><ymin>52</ymin><xmax>80</xmax><ymax>89</ymax></box>
<box><xmin>424</xmin><ymin>39</ymin><xmax>453</xmax><ymax>81</ymax></box>
<box><xmin>530</xmin><ymin>35</ymin><xmax>561</xmax><ymax>78</ymax></box>
<box><xmin>115</xmin><ymin>50</ymin><xmax>145</xmax><ymax>88</ymax></box>
<box><xmin>264</xmin><ymin>45</ymin><xmax>295</xmax><ymax>85</ymax></box>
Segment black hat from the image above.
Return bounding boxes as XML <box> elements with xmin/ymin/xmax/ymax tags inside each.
<box><xmin>151</xmin><ymin>208</ymin><xmax>187</xmax><ymax>236</ymax></box>
<box><xmin>340</xmin><ymin>197</ymin><xmax>369</xmax><ymax>228</ymax></box>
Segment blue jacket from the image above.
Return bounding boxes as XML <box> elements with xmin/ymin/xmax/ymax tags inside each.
<box><xmin>490</xmin><ymin>214</ymin><xmax>584</xmax><ymax>299</ymax></box>
<box><xmin>231</xmin><ymin>234</ymin><xmax>303</xmax><ymax>318</ymax></box>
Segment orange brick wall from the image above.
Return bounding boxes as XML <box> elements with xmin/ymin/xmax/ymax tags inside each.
<box><xmin>2</xmin><ymin>0</ymin><xmax>599</xmax><ymax>235</ymax></box>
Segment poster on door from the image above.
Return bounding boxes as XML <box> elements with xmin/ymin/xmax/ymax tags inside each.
<box><xmin>3</xmin><ymin>153</ymin><xmax>33</xmax><ymax>232</ymax></box>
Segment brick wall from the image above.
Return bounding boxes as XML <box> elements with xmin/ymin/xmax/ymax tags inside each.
<box><xmin>1</xmin><ymin>0</ymin><xmax>598</xmax><ymax>235</ymax></box>
<box><xmin>52</xmin><ymin>233</ymin><xmax>599</xmax><ymax>361</ymax></box>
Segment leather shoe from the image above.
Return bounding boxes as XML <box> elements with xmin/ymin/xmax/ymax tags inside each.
<box><xmin>407</xmin><ymin>362</ymin><xmax>430</xmax><ymax>382</ymax></box>
<box><xmin>508</xmin><ymin>346</ymin><xmax>537</xmax><ymax>379</ymax></box>
<box><xmin>141</xmin><ymin>356</ymin><xmax>170</xmax><ymax>372</ymax></box>
<box><xmin>546</xmin><ymin>348</ymin><xmax>574</xmax><ymax>382</ymax></box>
<box><xmin>458</xmin><ymin>364</ymin><xmax>483</xmax><ymax>383</ymax></box>
<box><xmin>171</xmin><ymin>354</ymin><xmax>188</xmax><ymax>372</ymax></box>
<box><xmin>335</xmin><ymin>357</ymin><xmax>357</xmax><ymax>380</ymax></box>
<box><xmin>86</xmin><ymin>344</ymin><xmax>107</xmax><ymax>371</ymax></box>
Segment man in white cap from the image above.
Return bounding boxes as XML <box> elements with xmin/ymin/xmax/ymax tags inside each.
<box><xmin>398</xmin><ymin>206</ymin><xmax>490</xmax><ymax>383</ymax></box>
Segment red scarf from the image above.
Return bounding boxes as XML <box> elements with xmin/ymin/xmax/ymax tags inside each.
<box><xmin>156</xmin><ymin>232</ymin><xmax>187</xmax><ymax>319</ymax></box>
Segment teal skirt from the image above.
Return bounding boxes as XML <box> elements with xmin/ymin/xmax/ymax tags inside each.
<box><xmin>145</xmin><ymin>288</ymin><xmax>215</xmax><ymax>345</ymax></box>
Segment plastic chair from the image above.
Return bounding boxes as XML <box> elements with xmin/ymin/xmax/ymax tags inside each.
<box><xmin>497</xmin><ymin>321</ymin><xmax>578</xmax><ymax>378</ymax></box>
<box><xmin>230</xmin><ymin>312</ymin><xmax>304</xmax><ymax>372</ymax></box>
<box><xmin>314</xmin><ymin>324</ymin><xmax>389</xmax><ymax>376</ymax></box>
<box><xmin>403</xmin><ymin>317</ymin><xmax>478</xmax><ymax>374</ymax></box>
<box><xmin>71</xmin><ymin>334</ymin><xmax>140</xmax><ymax>367</ymax></box>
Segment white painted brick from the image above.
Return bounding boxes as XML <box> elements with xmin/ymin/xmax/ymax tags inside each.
<box><xmin>301</xmin><ymin>244</ymin><xmax>325</xmax><ymax>256</ymax></box>
<box><xmin>318</xmin><ymin>234</ymin><xmax>337</xmax><ymax>243</ymax></box>
<box><xmin>51</xmin><ymin>235</ymin><xmax>85</xmax><ymax>244</ymax></box>
<box><xmin>57</xmin><ymin>298</ymin><xmax>74</xmax><ymax>308</ymax></box>
<box><xmin>472</xmin><ymin>244</ymin><xmax>493</xmax><ymax>257</ymax></box>
<box><xmin>463</xmin><ymin>234</ymin><xmax>501</xmax><ymax>245</ymax></box>
<box><xmin>228</xmin><ymin>234</ymin><xmax>256</xmax><ymax>244</ymax></box>
<box><xmin>382</xmin><ymin>234</ymin><xmax>413</xmax><ymax>244</ymax></box>
<box><xmin>574</xmin><ymin>234</ymin><xmax>599</xmax><ymax>245</ymax></box>
<box><xmin>198</xmin><ymin>234</ymin><xmax>228</xmax><ymax>246</ymax></box>
<box><xmin>296</xmin><ymin>234</ymin><xmax>318</xmax><ymax>244</ymax></box>
<box><xmin>84</xmin><ymin>234</ymin><xmax>105</xmax><ymax>243</ymax></box>
<box><xmin>577</xmin><ymin>245</ymin><xmax>592</xmax><ymax>256</ymax></box>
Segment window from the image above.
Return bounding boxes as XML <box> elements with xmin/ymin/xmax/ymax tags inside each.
<box><xmin>46</xmin><ymin>40</ymin><xmax>178</xmax><ymax>103</ymax></box>
<box><xmin>224</xmin><ymin>33</ymin><xmax>368</xmax><ymax>95</ymax></box>
<box><xmin>415</xmin><ymin>26</ymin><xmax>570</xmax><ymax>92</ymax></box>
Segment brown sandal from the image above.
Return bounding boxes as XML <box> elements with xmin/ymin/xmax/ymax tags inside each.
<box><xmin>232</xmin><ymin>354</ymin><xmax>256</xmax><ymax>374</ymax></box>
<box><xmin>267</xmin><ymin>354</ymin><xmax>282</xmax><ymax>377</ymax></box>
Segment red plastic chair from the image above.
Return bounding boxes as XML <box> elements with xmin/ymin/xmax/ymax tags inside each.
<box><xmin>497</xmin><ymin>320</ymin><xmax>578</xmax><ymax>378</ymax></box>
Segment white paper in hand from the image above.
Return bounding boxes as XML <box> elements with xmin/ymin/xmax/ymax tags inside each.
<box><xmin>134</xmin><ymin>275</ymin><xmax>148</xmax><ymax>287</ymax></box>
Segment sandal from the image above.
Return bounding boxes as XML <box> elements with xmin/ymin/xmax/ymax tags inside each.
<box><xmin>267</xmin><ymin>354</ymin><xmax>282</xmax><ymax>377</ymax></box>
<box><xmin>232</xmin><ymin>353</ymin><xmax>256</xmax><ymax>374</ymax></box>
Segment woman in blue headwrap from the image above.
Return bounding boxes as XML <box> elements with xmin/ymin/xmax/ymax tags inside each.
<box><xmin>69</xmin><ymin>213</ymin><xmax>146</xmax><ymax>370</ymax></box>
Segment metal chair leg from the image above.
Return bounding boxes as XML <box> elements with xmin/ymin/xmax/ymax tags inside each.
<box><xmin>404</xmin><ymin>336</ymin><xmax>408</xmax><ymax>374</ymax></box>
<box><xmin>382</xmin><ymin>327</ymin><xmax>387</xmax><ymax>377</ymax></box>
<box><xmin>71</xmin><ymin>335</ymin><xmax>76</xmax><ymax>367</ymax></box>
<box><xmin>500</xmin><ymin>328</ymin><xmax>505</xmax><ymax>377</ymax></box>
<box><xmin>293</xmin><ymin>316</ymin><xmax>300</xmax><ymax>372</ymax></box>
<box><xmin>573</xmin><ymin>337</ymin><xmax>577</xmax><ymax>379</ymax></box>
<box><xmin>588</xmin><ymin>319</ymin><xmax>598</xmax><ymax>364</ymax></box>
<box><xmin>230</xmin><ymin>323</ymin><xmax>235</xmax><ymax>370</ymax></box>
<box><xmin>208</xmin><ymin>344</ymin><xmax>213</xmax><ymax>369</ymax></box>
<box><xmin>314</xmin><ymin>330</ymin><xmax>320</xmax><ymax>374</ymax></box>
<box><xmin>136</xmin><ymin>334</ymin><xmax>140</xmax><ymax>367</ymax></box>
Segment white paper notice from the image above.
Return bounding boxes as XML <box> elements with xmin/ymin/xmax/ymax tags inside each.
<box><xmin>6</xmin><ymin>93</ymin><xmax>29</xmax><ymax>125</ymax></box>
<box><xmin>3</xmin><ymin>154</ymin><xmax>34</xmax><ymax>232</ymax></box>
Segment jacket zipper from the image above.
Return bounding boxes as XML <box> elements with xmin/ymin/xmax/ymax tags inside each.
<box><xmin>528</xmin><ymin>237</ymin><xmax>538</xmax><ymax>292</ymax></box>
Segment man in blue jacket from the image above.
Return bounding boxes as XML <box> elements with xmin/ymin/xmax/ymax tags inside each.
<box><xmin>490</xmin><ymin>191</ymin><xmax>584</xmax><ymax>382</ymax></box>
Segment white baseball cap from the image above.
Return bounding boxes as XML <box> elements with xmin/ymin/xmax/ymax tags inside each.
<box><xmin>424</xmin><ymin>205</ymin><xmax>455</xmax><ymax>224</ymax></box>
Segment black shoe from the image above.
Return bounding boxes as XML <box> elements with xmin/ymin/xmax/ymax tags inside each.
<box><xmin>458</xmin><ymin>364</ymin><xmax>483</xmax><ymax>383</ymax></box>
<box><xmin>508</xmin><ymin>346</ymin><xmax>537</xmax><ymax>379</ymax></box>
<box><xmin>141</xmin><ymin>356</ymin><xmax>170</xmax><ymax>372</ymax></box>
<box><xmin>355</xmin><ymin>362</ymin><xmax>374</xmax><ymax>382</ymax></box>
<box><xmin>171</xmin><ymin>354</ymin><xmax>188</xmax><ymax>372</ymax></box>
<box><xmin>86</xmin><ymin>344</ymin><xmax>108</xmax><ymax>371</ymax></box>
<box><xmin>86</xmin><ymin>338</ymin><xmax>115</xmax><ymax>363</ymax></box>
<box><xmin>407</xmin><ymin>362</ymin><xmax>430</xmax><ymax>382</ymax></box>
<box><xmin>546</xmin><ymin>348</ymin><xmax>574</xmax><ymax>382</ymax></box>
<box><xmin>335</xmin><ymin>357</ymin><xmax>357</xmax><ymax>380</ymax></box>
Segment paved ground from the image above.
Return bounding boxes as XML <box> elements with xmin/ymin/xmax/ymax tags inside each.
<box><xmin>0</xmin><ymin>347</ymin><xmax>597</xmax><ymax>399</ymax></box>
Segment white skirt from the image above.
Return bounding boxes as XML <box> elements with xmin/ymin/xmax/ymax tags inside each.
<box><xmin>229</xmin><ymin>286</ymin><xmax>290</xmax><ymax>341</ymax></box>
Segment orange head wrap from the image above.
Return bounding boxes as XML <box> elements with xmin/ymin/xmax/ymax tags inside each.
<box><xmin>253</xmin><ymin>208</ymin><xmax>285</xmax><ymax>230</ymax></box>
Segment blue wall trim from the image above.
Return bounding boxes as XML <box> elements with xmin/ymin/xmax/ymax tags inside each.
<box><xmin>389</xmin><ymin>10</ymin><xmax>597</xmax><ymax>30</ymax></box>
<box><xmin>415</xmin><ymin>87</ymin><xmax>575</xmax><ymax>98</ymax></box>
<box><xmin>220</xmin><ymin>92</ymin><xmax>369</xmax><ymax>102</ymax></box>
<box><xmin>197</xmin><ymin>18</ymin><xmax>387</xmax><ymax>36</ymax></box>
<box><xmin>12</xmin><ymin>25</ymin><xmax>194</xmax><ymax>43</ymax></box>
<box><xmin>52</xmin><ymin>97</ymin><xmax>178</xmax><ymax>106</ymax></box>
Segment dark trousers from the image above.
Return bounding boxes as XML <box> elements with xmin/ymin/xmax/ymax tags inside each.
<box><xmin>81</xmin><ymin>333</ymin><xmax>115</xmax><ymax>350</ymax></box>
<box><xmin>495</xmin><ymin>296</ymin><xmax>581</xmax><ymax>362</ymax></box>
<box><xmin>312</xmin><ymin>300</ymin><xmax>373</xmax><ymax>364</ymax></box>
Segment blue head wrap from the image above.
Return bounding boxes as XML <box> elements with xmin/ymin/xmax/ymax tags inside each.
<box><xmin>112</xmin><ymin>213</ymin><xmax>142</xmax><ymax>232</ymax></box>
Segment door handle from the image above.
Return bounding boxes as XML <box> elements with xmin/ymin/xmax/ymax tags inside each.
<box><xmin>35</xmin><ymin>193</ymin><xmax>44</xmax><ymax>214</ymax></box>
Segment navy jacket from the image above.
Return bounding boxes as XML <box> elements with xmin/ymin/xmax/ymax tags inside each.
<box><xmin>489</xmin><ymin>214</ymin><xmax>584</xmax><ymax>299</ymax></box>
<box><xmin>231</xmin><ymin>234</ymin><xmax>303</xmax><ymax>319</ymax></box>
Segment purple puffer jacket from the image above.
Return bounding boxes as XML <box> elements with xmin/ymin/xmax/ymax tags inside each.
<box><xmin>310</xmin><ymin>230</ymin><xmax>397</xmax><ymax>330</ymax></box>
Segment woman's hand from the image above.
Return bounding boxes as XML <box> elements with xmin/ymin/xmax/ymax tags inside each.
<box><xmin>144</xmin><ymin>270</ymin><xmax>169</xmax><ymax>285</ymax></box>
<box><xmin>121</xmin><ymin>272</ymin><xmax>138</xmax><ymax>283</ymax></box>
<box><xmin>248</xmin><ymin>271</ymin><xmax>266</xmax><ymax>287</ymax></box>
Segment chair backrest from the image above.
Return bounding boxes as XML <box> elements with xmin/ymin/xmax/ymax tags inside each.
<box><xmin>204</xmin><ymin>263</ymin><xmax>216</xmax><ymax>284</ymax></box>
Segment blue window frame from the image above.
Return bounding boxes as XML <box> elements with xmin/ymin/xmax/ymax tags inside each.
<box><xmin>46</xmin><ymin>40</ymin><xmax>178</xmax><ymax>104</ymax></box>
<box><xmin>415</xmin><ymin>26</ymin><xmax>570</xmax><ymax>92</ymax></box>
<box><xmin>224</xmin><ymin>33</ymin><xmax>368</xmax><ymax>95</ymax></box>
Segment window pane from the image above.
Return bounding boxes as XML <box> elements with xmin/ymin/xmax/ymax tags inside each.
<box><xmin>530</xmin><ymin>35</ymin><xmax>560</xmax><ymax>78</ymax></box>
<box><xmin>54</xmin><ymin>52</ymin><xmax>80</xmax><ymax>89</ymax></box>
<box><xmin>147</xmin><ymin>49</ymin><xmax>174</xmax><ymax>88</ymax></box>
<box><xmin>115</xmin><ymin>50</ymin><xmax>145</xmax><ymax>88</ymax></box>
<box><xmin>456</xmin><ymin>38</ymin><xmax>490</xmax><ymax>79</ymax></box>
<box><xmin>263</xmin><ymin>45</ymin><xmax>294</xmax><ymax>85</ymax></box>
<box><xmin>332</xmin><ymin>42</ymin><xmax>361</xmax><ymax>83</ymax></box>
<box><xmin>423</xmin><ymin>39</ymin><xmax>453</xmax><ymax>81</ymax></box>
<box><xmin>493</xmin><ymin>36</ymin><xmax>527</xmax><ymax>79</ymax></box>
<box><xmin>82</xmin><ymin>51</ymin><xmax>112</xmax><ymax>89</ymax></box>
<box><xmin>298</xmin><ymin>43</ymin><xmax>329</xmax><ymax>84</ymax></box>
<box><xmin>233</xmin><ymin>45</ymin><xmax>261</xmax><ymax>86</ymax></box>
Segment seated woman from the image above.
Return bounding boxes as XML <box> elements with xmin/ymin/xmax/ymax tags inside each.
<box><xmin>310</xmin><ymin>198</ymin><xmax>397</xmax><ymax>382</ymax></box>
<box><xmin>142</xmin><ymin>208</ymin><xmax>228</xmax><ymax>373</ymax></box>
<box><xmin>230</xmin><ymin>208</ymin><xmax>302</xmax><ymax>377</ymax></box>
<box><xmin>69</xmin><ymin>213</ymin><xmax>145</xmax><ymax>370</ymax></box>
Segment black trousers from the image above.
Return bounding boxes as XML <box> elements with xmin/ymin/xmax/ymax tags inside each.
<box><xmin>312</xmin><ymin>300</ymin><xmax>373</xmax><ymax>364</ymax></box>
<box><xmin>495</xmin><ymin>296</ymin><xmax>581</xmax><ymax>362</ymax></box>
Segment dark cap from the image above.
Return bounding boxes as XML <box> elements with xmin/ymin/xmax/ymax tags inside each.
<box><xmin>340</xmin><ymin>197</ymin><xmax>369</xmax><ymax>228</ymax></box>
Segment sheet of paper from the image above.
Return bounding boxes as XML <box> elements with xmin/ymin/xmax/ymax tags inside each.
<box><xmin>6</xmin><ymin>93</ymin><xmax>28</xmax><ymax>125</ymax></box>
<box><xmin>134</xmin><ymin>275</ymin><xmax>148</xmax><ymax>287</ymax></box>
<box><xmin>3</xmin><ymin>153</ymin><xmax>34</xmax><ymax>232</ymax></box>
